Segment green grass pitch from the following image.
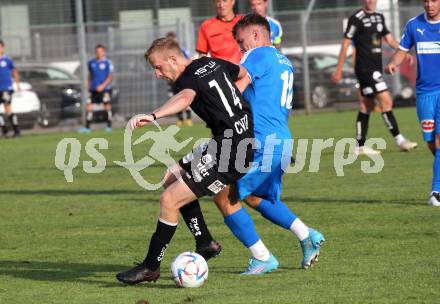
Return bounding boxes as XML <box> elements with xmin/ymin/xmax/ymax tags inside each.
<box><xmin>0</xmin><ymin>107</ymin><xmax>439</xmax><ymax>303</ymax></box>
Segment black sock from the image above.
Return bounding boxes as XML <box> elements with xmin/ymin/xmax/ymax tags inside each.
<box><xmin>185</xmin><ymin>109</ymin><xmax>192</xmax><ymax>119</ymax></box>
<box><xmin>143</xmin><ymin>220</ymin><xmax>177</xmax><ymax>271</ymax></box>
<box><xmin>356</xmin><ymin>112</ymin><xmax>370</xmax><ymax>146</ymax></box>
<box><xmin>177</xmin><ymin>111</ymin><xmax>184</xmax><ymax>121</ymax></box>
<box><xmin>8</xmin><ymin>114</ymin><xmax>19</xmax><ymax>134</ymax></box>
<box><xmin>106</xmin><ymin>109</ymin><xmax>112</xmax><ymax>127</ymax></box>
<box><xmin>86</xmin><ymin>111</ymin><xmax>92</xmax><ymax>129</ymax></box>
<box><xmin>382</xmin><ymin>111</ymin><xmax>400</xmax><ymax>137</ymax></box>
<box><xmin>180</xmin><ymin>200</ymin><xmax>213</xmax><ymax>247</ymax></box>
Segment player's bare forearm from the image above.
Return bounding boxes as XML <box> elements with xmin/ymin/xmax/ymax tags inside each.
<box><xmin>132</xmin><ymin>89</ymin><xmax>196</xmax><ymax>129</ymax></box>
<box><xmin>153</xmin><ymin>89</ymin><xmax>196</xmax><ymax>119</ymax></box>
<box><xmin>12</xmin><ymin>69</ymin><xmax>20</xmax><ymax>90</ymax></box>
<box><xmin>384</xmin><ymin>34</ymin><xmax>400</xmax><ymax>51</ymax></box>
<box><xmin>389</xmin><ymin>49</ymin><xmax>407</xmax><ymax>67</ymax></box>
<box><xmin>336</xmin><ymin>39</ymin><xmax>351</xmax><ymax>69</ymax></box>
<box><xmin>332</xmin><ymin>38</ymin><xmax>351</xmax><ymax>82</ymax></box>
<box><xmin>385</xmin><ymin>49</ymin><xmax>408</xmax><ymax>75</ymax></box>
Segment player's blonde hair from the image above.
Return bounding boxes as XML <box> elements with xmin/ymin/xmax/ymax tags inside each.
<box><xmin>144</xmin><ymin>37</ymin><xmax>183</xmax><ymax>60</ymax></box>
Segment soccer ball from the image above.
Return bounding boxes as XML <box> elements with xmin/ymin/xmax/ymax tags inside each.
<box><xmin>171</xmin><ymin>252</ymin><xmax>208</xmax><ymax>288</ymax></box>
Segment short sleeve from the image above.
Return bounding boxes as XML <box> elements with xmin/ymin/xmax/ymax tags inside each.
<box><xmin>87</xmin><ymin>60</ymin><xmax>92</xmax><ymax>73</ymax></box>
<box><xmin>399</xmin><ymin>21</ymin><xmax>414</xmax><ymax>51</ymax></box>
<box><xmin>8</xmin><ymin>58</ymin><xmax>15</xmax><ymax>70</ymax></box>
<box><xmin>175</xmin><ymin>70</ymin><xmax>199</xmax><ymax>94</ymax></box>
<box><xmin>344</xmin><ymin>16</ymin><xmax>359</xmax><ymax>39</ymax></box>
<box><xmin>196</xmin><ymin>23</ymin><xmax>208</xmax><ymax>54</ymax></box>
<box><xmin>380</xmin><ymin>14</ymin><xmax>390</xmax><ymax>36</ymax></box>
<box><xmin>108</xmin><ymin>60</ymin><xmax>114</xmax><ymax>73</ymax></box>
<box><xmin>213</xmin><ymin>58</ymin><xmax>240</xmax><ymax>81</ymax></box>
<box><xmin>240</xmin><ymin>48</ymin><xmax>267</xmax><ymax>83</ymax></box>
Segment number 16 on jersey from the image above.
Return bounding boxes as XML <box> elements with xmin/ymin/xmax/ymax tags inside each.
<box><xmin>280</xmin><ymin>71</ymin><xmax>293</xmax><ymax>110</ymax></box>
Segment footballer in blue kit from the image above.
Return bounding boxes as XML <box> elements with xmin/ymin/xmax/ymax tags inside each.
<box><xmin>0</xmin><ymin>40</ymin><xmax>21</xmax><ymax>137</ymax></box>
<box><xmin>79</xmin><ymin>44</ymin><xmax>114</xmax><ymax>133</ymax></box>
<box><xmin>231</xmin><ymin>14</ymin><xmax>324</xmax><ymax>271</ymax></box>
<box><xmin>178</xmin><ymin>14</ymin><xmax>324</xmax><ymax>274</ymax></box>
<box><xmin>249</xmin><ymin>0</ymin><xmax>283</xmax><ymax>49</ymax></box>
<box><xmin>386</xmin><ymin>0</ymin><xmax>440</xmax><ymax>206</ymax></box>
<box><xmin>266</xmin><ymin>16</ymin><xmax>283</xmax><ymax>47</ymax></box>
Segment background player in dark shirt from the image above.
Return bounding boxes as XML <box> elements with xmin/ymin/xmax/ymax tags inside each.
<box><xmin>116</xmin><ymin>37</ymin><xmax>275</xmax><ymax>284</ymax></box>
<box><xmin>0</xmin><ymin>40</ymin><xmax>21</xmax><ymax>137</ymax></box>
<box><xmin>332</xmin><ymin>0</ymin><xmax>417</xmax><ymax>155</ymax></box>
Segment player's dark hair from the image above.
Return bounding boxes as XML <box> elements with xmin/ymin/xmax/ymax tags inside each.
<box><xmin>145</xmin><ymin>37</ymin><xmax>182</xmax><ymax>59</ymax></box>
<box><xmin>166</xmin><ymin>31</ymin><xmax>177</xmax><ymax>40</ymax></box>
<box><xmin>0</xmin><ymin>40</ymin><xmax>4</xmax><ymax>47</ymax></box>
<box><xmin>233</xmin><ymin>13</ymin><xmax>270</xmax><ymax>39</ymax></box>
<box><xmin>95</xmin><ymin>44</ymin><xmax>105</xmax><ymax>50</ymax></box>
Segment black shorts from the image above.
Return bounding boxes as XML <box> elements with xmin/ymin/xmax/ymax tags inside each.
<box><xmin>356</xmin><ymin>70</ymin><xmax>388</xmax><ymax>97</ymax></box>
<box><xmin>0</xmin><ymin>90</ymin><xmax>13</xmax><ymax>105</ymax></box>
<box><xmin>178</xmin><ymin>139</ymin><xmax>252</xmax><ymax>198</ymax></box>
<box><xmin>89</xmin><ymin>90</ymin><xmax>111</xmax><ymax>104</ymax></box>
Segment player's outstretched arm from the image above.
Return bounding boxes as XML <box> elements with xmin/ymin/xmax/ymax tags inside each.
<box><xmin>331</xmin><ymin>38</ymin><xmax>351</xmax><ymax>83</ymax></box>
<box><xmin>385</xmin><ymin>49</ymin><xmax>408</xmax><ymax>75</ymax></box>
<box><xmin>384</xmin><ymin>33</ymin><xmax>400</xmax><ymax>51</ymax></box>
<box><xmin>384</xmin><ymin>33</ymin><xmax>414</xmax><ymax>66</ymax></box>
<box><xmin>130</xmin><ymin>88</ymin><xmax>196</xmax><ymax>129</ymax></box>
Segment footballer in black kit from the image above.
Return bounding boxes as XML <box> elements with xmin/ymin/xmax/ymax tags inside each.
<box><xmin>174</xmin><ymin>56</ymin><xmax>254</xmax><ymax>197</ymax></box>
<box><xmin>333</xmin><ymin>0</ymin><xmax>417</xmax><ymax>154</ymax></box>
<box><xmin>116</xmin><ymin>38</ymin><xmax>259</xmax><ymax>285</ymax></box>
<box><xmin>345</xmin><ymin>9</ymin><xmax>390</xmax><ymax>96</ymax></box>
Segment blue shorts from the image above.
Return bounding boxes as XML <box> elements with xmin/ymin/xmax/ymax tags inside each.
<box><xmin>416</xmin><ymin>91</ymin><xmax>440</xmax><ymax>142</ymax></box>
<box><xmin>237</xmin><ymin>151</ymin><xmax>291</xmax><ymax>202</ymax></box>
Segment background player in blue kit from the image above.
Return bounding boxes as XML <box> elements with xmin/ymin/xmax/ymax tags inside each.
<box><xmin>79</xmin><ymin>44</ymin><xmax>114</xmax><ymax>133</ymax></box>
<box><xmin>0</xmin><ymin>40</ymin><xmax>21</xmax><ymax>137</ymax></box>
<box><xmin>386</xmin><ymin>0</ymin><xmax>440</xmax><ymax>206</ymax></box>
<box><xmin>231</xmin><ymin>13</ymin><xmax>324</xmax><ymax>270</ymax></box>
<box><xmin>249</xmin><ymin>0</ymin><xmax>283</xmax><ymax>49</ymax></box>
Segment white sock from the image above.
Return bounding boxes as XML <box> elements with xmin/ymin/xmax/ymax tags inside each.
<box><xmin>290</xmin><ymin>218</ymin><xmax>309</xmax><ymax>241</ymax></box>
<box><xmin>249</xmin><ymin>239</ymin><xmax>270</xmax><ymax>261</ymax></box>
<box><xmin>395</xmin><ymin>134</ymin><xmax>405</xmax><ymax>145</ymax></box>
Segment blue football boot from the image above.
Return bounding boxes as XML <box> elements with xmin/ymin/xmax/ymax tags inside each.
<box><xmin>241</xmin><ymin>253</ymin><xmax>279</xmax><ymax>275</ymax></box>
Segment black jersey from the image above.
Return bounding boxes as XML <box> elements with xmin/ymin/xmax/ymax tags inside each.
<box><xmin>344</xmin><ymin>9</ymin><xmax>390</xmax><ymax>73</ymax></box>
<box><xmin>174</xmin><ymin>57</ymin><xmax>254</xmax><ymax>142</ymax></box>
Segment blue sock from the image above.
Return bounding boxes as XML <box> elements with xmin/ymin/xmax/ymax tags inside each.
<box><xmin>224</xmin><ymin>207</ymin><xmax>260</xmax><ymax>248</ymax></box>
<box><xmin>432</xmin><ymin>149</ymin><xmax>440</xmax><ymax>192</ymax></box>
<box><xmin>256</xmin><ymin>199</ymin><xmax>297</xmax><ymax>230</ymax></box>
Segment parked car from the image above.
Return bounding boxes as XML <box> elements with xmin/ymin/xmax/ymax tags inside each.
<box><xmin>286</xmin><ymin>53</ymin><xmax>358</xmax><ymax>109</ymax></box>
<box><xmin>285</xmin><ymin>52</ymin><xmax>415</xmax><ymax>109</ymax></box>
<box><xmin>0</xmin><ymin>82</ymin><xmax>41</xmax><ymax>129</ymax></box>
<box><xmin>17</xmin><ymin>64</ymin><xmax>119</xmax><ymax>127</ymax></box>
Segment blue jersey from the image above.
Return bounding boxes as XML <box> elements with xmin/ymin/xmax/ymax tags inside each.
<box><xmin>88</xmin><ymin>58</ymin><xmax>113</xmax><ymax>91</ymax></box>
<box><xmin>0</xmin><ymin>55</ymin><xmax>15</xmax><ymax>91</ymax></box>
<box><xmin>267</xmin><ymin>16</ymin><xmax>283</xmax><ymax>45</ymax></box>
<box><xmin>400</xmin><ymin>13</ymin><xmax>440</xmax><ymax>94</ymax></box>
<box><xmin>241</xmin><ymin>46</ymin><xmax>293</xmax><ymax>154</ymax></box>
